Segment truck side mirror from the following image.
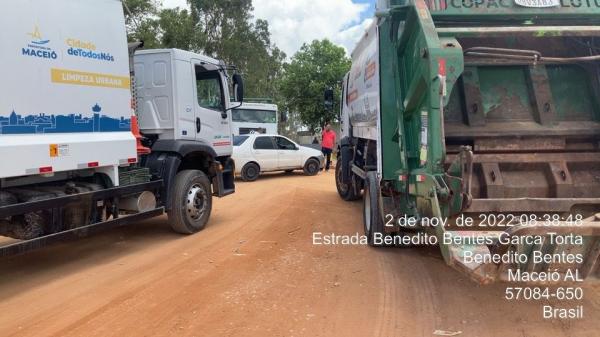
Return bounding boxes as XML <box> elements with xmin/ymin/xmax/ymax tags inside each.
<box><xmin>233</xmin><ymin>74</ymin><xmax>244</xmax><ymax>103</ymax></box>
<box><xmin>324</xmin><ymin>88</ymin><xmax>334</xmax><ymax>111</ymax></box>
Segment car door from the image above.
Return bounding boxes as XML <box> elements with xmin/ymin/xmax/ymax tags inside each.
<box><xmin>192</xmin><ymin>62</ymin><xmax>232</xmax><ymax>156</ymax></box>
<box><xmin>274</xmin><ymin>136</ymin><xmax>303</xmax><ymax>169</ymax></box>
<box><xmin>252</xmin><ymin>136</ymin><xmax>278</xmax><ymax>171</ymax></box>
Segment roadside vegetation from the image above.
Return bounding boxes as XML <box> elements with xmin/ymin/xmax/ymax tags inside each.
<box><xmin>123</xmin><ymin>0</ymin><xmax>351</xmax><ymax>133</ymax></box>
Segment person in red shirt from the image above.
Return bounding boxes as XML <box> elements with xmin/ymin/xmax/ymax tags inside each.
<box><xmin>321</xmin><ymin>123</ymin><xmax>336</xmax><ymax>171</ymax></box>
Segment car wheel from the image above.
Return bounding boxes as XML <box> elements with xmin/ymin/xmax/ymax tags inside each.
<box><xmin>168</xmin><ymin>170</ymin><xmax>212</xmax><ymax>234</ymax></box>
<box><xmin>241</xmin><ymin>162</ymin><xmax>260</xmax><ymax>182</ymax></box>
<box><xmin>303</xmin><ymin>158</ymin><xmax>320</xmax><ymax>176</ymax></box>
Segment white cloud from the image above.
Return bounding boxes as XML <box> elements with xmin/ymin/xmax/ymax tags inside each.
<box><xmin>161</xmin><ymin>0</ymin><xmax>372</xmax><ymax>57</ymax></box>
<box><xmin>161</xmin><ymin>0</ymin><xmax>187</xmax><ymax>9</ymax></box>
<box><xmin>334</xmin><ymin>18</ymin><xmax>374</xmax><ymax>56</ymax></box>
<box><xmin>252</xmin><ymin>0</ymin><xmax>371</xmax><ymax>57</ymax></box>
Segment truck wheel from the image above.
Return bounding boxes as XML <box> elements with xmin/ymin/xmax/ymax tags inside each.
<box><xmin>303</xmin><ymin>158</ymin><xmax>320</xmax><ymax>176</ymax></box>
<box><xmin>241</xmin><ymin>163</ymin><xmax>260</xmax><ymax>182</ymax></box>
<box><xmin>168</xmin><ymin>170</ymin><xmax>212</xmax><ymax>234</ymax></box>
<box><xmin>364</xmin><ymin>171</ymin><xmax>385</xmax><ymax>247</ymax></box>
<box><xmin>335</xmin><ymin>160</ymin><xmax>361</xmax><ymax>201</ymax></box>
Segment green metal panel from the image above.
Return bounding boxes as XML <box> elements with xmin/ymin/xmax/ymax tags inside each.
<box><xmin>380</xmin><ymin>19</ymin><xmax>407</xmax><ymax>181</ymax></box>
<box><xmin>547</xmin><ymin>65</ymin><xmax>597</xmax><ymax>120</ymax></box>
<box><xmin>478</xmin><ymin>67</ymin><xmax>534</xmax><ymax>120</ymax></box>
<box><xmin>380</xmin><ymin>4</ymin><xmax>457</xmax><ymax>173</ymax></box>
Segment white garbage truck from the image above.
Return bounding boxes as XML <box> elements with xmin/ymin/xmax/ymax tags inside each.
<box><xmin>329</xmin><ymin>0</ymin><xmax>600</xmax><ymax>283</ymax></box>
<box><xmin>231</xmin><ymin>101</ymin><xmax>278</xmax><ymax>135</ymax></box>
<box><xmin>0</xmin><ymin>0</ymin><xmax>242</xmax><ymax>255</ymax></box>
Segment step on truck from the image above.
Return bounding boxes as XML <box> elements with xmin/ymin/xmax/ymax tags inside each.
<box><xmin>330</xmin><ymin>0</ymin><xmax>600</xmax><ymax>283</ymax></box>
<box><xmin>0</xmin><ymin>0</ymin><xmax>241</xmax><ymax>255</ymax></box>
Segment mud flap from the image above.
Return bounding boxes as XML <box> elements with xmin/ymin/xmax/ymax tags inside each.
<box><xmin>213</xmin><ymin>159</ymin><xmax>235</xmax><ymax>197</ymax></box>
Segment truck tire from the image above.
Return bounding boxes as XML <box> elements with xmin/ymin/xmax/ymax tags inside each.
<box><xmin>303</xmin><ymin>158</ymin><xmax>320</xmax><ymax>176</ymax></box>
<box><xmin>241</xmin><ymin>163</ymin><xmax>260</xmax><ymax>182</ymax></box>
<box><xmin>168</xmin><ymin>170</ymin><xmax>212</xmax><ymax>234</ymax></box>
<box><xmin>364</xmin><ymin>171</ymin><xmax>385</xmax><ymax>247</ymax></box>
<box><xmin>335</xmin><ymin>160</ymin><xmax>361</xmax><ymax>201</ymax></box>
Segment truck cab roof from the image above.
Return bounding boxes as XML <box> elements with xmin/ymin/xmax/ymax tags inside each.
<box><xmin>135</xmin><ymin>49</ymin><xmax>225</xmax><ymax>71</ymax></box>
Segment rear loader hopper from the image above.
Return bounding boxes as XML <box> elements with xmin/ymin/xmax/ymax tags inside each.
<box><xmin>336</xmin><ymin>0</ymin><xmax>600</xmax><ymax>283</ymax></box>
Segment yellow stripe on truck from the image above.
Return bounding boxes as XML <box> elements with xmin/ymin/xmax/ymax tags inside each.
<box><xmin>51</xmin><ymin>68</ymin><xmax>130</xmax><ymax>89</ymax></box>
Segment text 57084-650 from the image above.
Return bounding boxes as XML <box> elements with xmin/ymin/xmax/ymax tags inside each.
<box><xmin>505</xmin><ymin>287</ymin><xmax>584</xmax><ymax>301</ymax></box>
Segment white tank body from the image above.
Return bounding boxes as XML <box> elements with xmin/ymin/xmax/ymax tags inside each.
<box><xmin>344</xmin><ymin>20</ymin><xmax>380</xmax><ymax>141</ymax></box>
<box><xmin>0</xmin><ymin>0</ymin><xmax>136</xmax><ymax>183</ymax></box>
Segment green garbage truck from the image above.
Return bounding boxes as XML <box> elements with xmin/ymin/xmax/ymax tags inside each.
<box><xmin>332</xmin><ymin>0</ymin><xmax>600</xmax><ymax>283</ymax></box>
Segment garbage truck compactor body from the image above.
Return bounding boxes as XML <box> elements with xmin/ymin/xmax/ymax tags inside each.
<box><xmin>0</xmin><ymin>0</ymin><xmax>239</xmax><ymax>255</ymax></box>
<box><xmin>335</xmin><ymin>0</ymin><xmax>600</xmax><ymax>283</ymax></box>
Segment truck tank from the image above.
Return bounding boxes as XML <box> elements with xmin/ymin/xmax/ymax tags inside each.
<box><xmin>0</xmin><ymin>0</ymin><xmax>139</xmax><ymax>241</ymax></box>
<box><xmin>0</xmin><ymin>0</ymin><xmax>136</xmax><ymax>183</ymax></box>
<box><xmin>346</xmin><ymin>22</ymin><xmax>380</xmax><ymax>139</ymax></box>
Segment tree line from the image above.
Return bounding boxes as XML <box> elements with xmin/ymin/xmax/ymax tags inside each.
<box><xmin>124</xmin><ymin>0</ymin><xmax>351</xmax><ymax>132</ymax></box>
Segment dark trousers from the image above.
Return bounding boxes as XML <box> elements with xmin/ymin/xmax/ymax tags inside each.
<box><xmin>322</xmin><ymin>147</ymin><xmax>333</xmax><ymax>170</ymax></box>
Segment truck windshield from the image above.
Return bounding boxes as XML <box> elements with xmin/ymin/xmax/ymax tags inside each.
<box><xmin>233</xmin><ymin>135</ymin><xmax>249</xmax><ymax>146</ymax></box>
<box><xmin>232</xmin><ymin>109</ymin><xmax>276</xmax><ymax>124</ymax></box>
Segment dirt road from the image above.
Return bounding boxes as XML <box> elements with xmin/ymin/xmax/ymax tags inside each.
<box><xmin>0</xmin><ymin>171</ymin><xmax>598</xmax><ymax>337</ymax></box>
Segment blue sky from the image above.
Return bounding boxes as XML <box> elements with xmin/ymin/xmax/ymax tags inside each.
<box><xmin>356</xmin><ymin>0</ymin><xmax>376</xmax><ymax>21</ymax></box>
<box><xmin>162</xmin><ymin>0</ymin><xmax>378</xmax><ymax>56</ymax></box>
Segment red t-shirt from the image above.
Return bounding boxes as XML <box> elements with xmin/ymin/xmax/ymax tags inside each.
<box><xmin>322</xmin><ymin>130</ymin><xmax>336</xmax><ymax>149</ymax></box>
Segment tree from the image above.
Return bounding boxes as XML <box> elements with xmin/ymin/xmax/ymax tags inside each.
<box><xmin>158</xmin><ymin>8</ymin><xmax>196</xmax><ymax>50</ymax></box>
<box><xmin>187</xmin><ymin>0</ymin><xmax>285</xmax><ymax>98</ymax></box>
<box><xmin>122</xmin><ymin>0</ymin><xmax>159</xmax><ymax>27</ymax></box>
<box><xmin>279</xmin><ymin>40</ymin><xmax>351</xmax><ymax>132</ymax></box>
<box><xmin>122</xmin><ymin>0</ymin><xmax>161</xmax><ymax>48</ymax></box>
<box><xmin>122</xmin><ymin>0</ymin><xmax>284</xmax><ymax>99</ymax></box>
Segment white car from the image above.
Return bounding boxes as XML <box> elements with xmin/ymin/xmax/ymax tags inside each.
<box><xmin>233</xmin><ymin>134</ymin><xmax>324</xmax><ymax>181</ymax></box>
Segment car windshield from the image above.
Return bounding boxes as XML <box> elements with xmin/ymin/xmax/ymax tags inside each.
<box><xmin>232</xmin><ymin>109</ymin><xmax>277</xmax><ymax>124</ymax></box>
<box><xmin>233</xmin><ymin>135</ymin><xmax>249</xmax><ymax>146</ymax></box>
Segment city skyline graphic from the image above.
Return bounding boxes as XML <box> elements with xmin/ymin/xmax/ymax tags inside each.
<box><xmin>0</xmin><ymin>104</ymin><xmax>131</xmax><ymax>134</ymax></box>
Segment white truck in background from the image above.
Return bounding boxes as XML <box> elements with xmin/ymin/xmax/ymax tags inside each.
<box><xmin>231</xmin><ymin>101</ymin><xmax>278</xmax><ymax>135</ymax></box>
<box><xmin>0</xmin><ymin>0</ymin><xmax>242</xmax><ymax>254</ymax></box>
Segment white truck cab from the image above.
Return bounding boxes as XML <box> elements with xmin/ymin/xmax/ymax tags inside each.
<box><xmin>134</xmin><ymin>49</ymin><xmax>234</xmax><ymax>157</ymax></box>
<box><xmin>231</xmin><ymin>102</ymin><xmax>278</xmax><ymax>135</ymax></box>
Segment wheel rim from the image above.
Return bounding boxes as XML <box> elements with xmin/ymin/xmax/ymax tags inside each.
<box><xmin>186</xmin><ymin>184</ymin><xmax>208</xmax><ymax>222</ymax></box>
<box><xmin>248</xmin><ymin>166</ymin><xmax>259</xmax><ymax>179</ymax></box>
<box><xmin>308</xmin><ymin>161</ymin><xmax>318</xmax><ymax>174</ymax></box>
<box><xmin>336</xmin><ymin>164</ymin><xmax>349</xmax><ymax>194</ymax></box>
<box><xmin>364</xmin><ymin>187</ymin><xmax>371</xmax><ymax>233</ymax></box>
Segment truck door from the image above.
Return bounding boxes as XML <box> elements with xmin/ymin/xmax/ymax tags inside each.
<box><xmin>192</xmin><ymin>62</ymin><xmax>232</xmax><ymax>156</ymax></box>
